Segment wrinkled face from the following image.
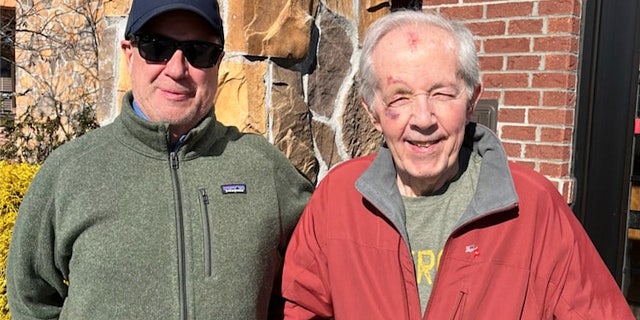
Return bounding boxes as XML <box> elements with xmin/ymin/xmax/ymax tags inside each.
<box><xmin>364</xmin><ymin>25</ymin><xmax>481</xmax><ymax>196</ymax></box>
<box><xmin>121</xmin><ymin>10</ymin><xmax>224</xmax><ymax>141</ymax></box>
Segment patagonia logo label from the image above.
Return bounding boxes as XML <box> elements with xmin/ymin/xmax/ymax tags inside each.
<box><xmin>221</xmin><ymin>184</ymin><xmax>246</xmax><ymax>194</ymax></box>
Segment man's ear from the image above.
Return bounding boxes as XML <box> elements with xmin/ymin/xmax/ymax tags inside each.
<box><xmin>121</xmin><ymin>40</ymin><xmax>134</xmax><ymax>73</ymax></box>
<box><xmin>466</xmin><ymin>84</ymin><xmax>484</xmax><ymax>118</ymax></box>
<box><xmin>362</xmin><ymin>97</ymin><xmax>382</xmax><ymax>132</ymax></box>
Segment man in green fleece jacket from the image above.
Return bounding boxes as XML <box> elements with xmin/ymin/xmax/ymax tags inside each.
<box><xmin>6</xmin><ymin>0</ymin><xmax>313</xmax><ymax>319</ymax></box>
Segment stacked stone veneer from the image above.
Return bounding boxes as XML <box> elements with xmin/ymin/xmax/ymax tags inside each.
<box><xmin>10</xmin><ymin>0</ymin><xmax>580</xmax><ymax>201</ymax></box>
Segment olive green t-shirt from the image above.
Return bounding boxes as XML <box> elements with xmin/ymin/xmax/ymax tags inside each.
<box><xmin>403</xmin><ymin>150</ymin><xmax>481</xmax><ymax>314</ymax></box>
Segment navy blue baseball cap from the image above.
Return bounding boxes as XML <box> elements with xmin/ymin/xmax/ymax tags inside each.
<box><xmin>124</xmin><ymin>0</ymin><xmax>224</xmax><ymax>44</ymax></box>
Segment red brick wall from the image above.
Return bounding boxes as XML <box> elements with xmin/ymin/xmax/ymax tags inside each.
<box><xmin>423</xmin><ymin>0</ymin><xmax>581</xmax><ymax>202</ymax></box>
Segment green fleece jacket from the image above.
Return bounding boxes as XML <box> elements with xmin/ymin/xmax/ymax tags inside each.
<box><xmin>6</xmin><ymin>92</ymin><xmax>314</xmax><ymax>320</ymax></box>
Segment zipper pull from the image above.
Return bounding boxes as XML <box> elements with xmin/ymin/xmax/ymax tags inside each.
<box><xmin>199</xmin><ymin>188</ymin><xmax>209</xmax><ymax>205</ymax></box>
<box><xmin>170</xmin><ymin>152</ymin><xmax>179</xmax><ymax>169</ymax></box>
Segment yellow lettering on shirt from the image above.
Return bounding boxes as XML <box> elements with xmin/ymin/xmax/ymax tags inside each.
<box><xmin>412</xmin><ymin>249</ymin><xmax>444</xmax><ymax>285</ymax></box>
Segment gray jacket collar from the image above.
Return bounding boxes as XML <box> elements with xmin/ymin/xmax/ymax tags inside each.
<box><xmin>355</xmin><ymin>123</ymin><xmax>519</xmax><ymax>244</ymax></box>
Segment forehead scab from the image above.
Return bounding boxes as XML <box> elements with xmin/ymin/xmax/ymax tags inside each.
<box><xmin>399</xmin><ymin>26</ymin><xmax>457</xmax><ymax>54</ymax></box>
<box><xmin>406</xmin><ymin>31</ymin><xmax>421</xmax><ymax>51</ymax></box>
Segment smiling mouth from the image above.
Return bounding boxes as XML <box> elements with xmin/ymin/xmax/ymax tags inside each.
<box><xmin>163</xmin><ymin>89</ymin><xmax>189</xmax><ymax>95</ymax></box>
<box><xmin>160</xmin><ymin>90</ymin><xmax>192</xmax><ymax>101</ymax></box>
<box><xmin>408</xmin><ymin>140</ymin><xmax>434</xmax><ymax>148</ymax></box>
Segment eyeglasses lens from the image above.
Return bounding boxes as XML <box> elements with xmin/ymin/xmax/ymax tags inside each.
<box><xmin>133</xmin><ymin>34</ymin><xmax>223</xmax><ymax>68</ymax></box>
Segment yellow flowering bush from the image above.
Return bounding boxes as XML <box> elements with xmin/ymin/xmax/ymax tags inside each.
<box><xmin>0</xmin><ymin>161</ymin><xmax>39</xmax><ymax>319</ymax></box>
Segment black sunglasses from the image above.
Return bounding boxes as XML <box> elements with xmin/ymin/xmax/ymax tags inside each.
<box><xmin>129</xmin><ymin>34</ymin><xmax>224</xmax><ymax>69</ymax></box>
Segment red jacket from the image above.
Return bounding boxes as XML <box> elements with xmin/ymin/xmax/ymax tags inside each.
<box><xmin>282</xmin><ymin>125</ymin><xmax>633</xmax><ymax>319</ymax></box>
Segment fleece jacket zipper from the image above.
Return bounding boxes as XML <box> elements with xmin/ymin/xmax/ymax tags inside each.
<box><xmin>170</xmin><ymin>151</ymin><xmax>188</xmax><ymax>320</ymax></box>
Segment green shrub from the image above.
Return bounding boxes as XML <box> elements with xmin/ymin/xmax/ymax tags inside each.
<box><xmin>0</xmin><ymin>161</ymin><xmax>39</xmax><ymax>319</ymax></box>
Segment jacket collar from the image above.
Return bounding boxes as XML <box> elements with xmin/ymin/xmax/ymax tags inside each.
<box><xmin>457</xmin><ymin>123</ymin><xmax>519</xmax><ymax>228</ymax></box>
<box><xmin>355</xmin><ymin>143</ymin><xmax>410</xmax><ymax>242</ymax></box>
<box><xmin>111</xmin><ymin>91</ymin><xmax>228</xmax><ymax>159</ymax></box>
<box><xmin>355</xmin><ymin>123</ymin><xmax>519</xmax><ymax>240</ymax></box>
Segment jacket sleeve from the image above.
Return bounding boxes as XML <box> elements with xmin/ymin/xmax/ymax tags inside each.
<box><xmin>524</xmin><ymin>175</ymin><xmax>636</xmax><ymax>319</ymax></box>
<box><xmin>281</xmin><ymin>178</ymin><xmax>334</xmax><ymax>319</ymax></box>
<box><xmin>269</xmin><ymin>147</ymin><xmax>314</xmax><ymax>319</ymax></box>
<box><xmin>551</xmin><ymin>203</ymin><xmax>635</xmax><ymax>319</ymax></box>
<box><xmin>6</xmin><ymin>163</ymin><xmax>68</xmax><ymax>319</ymax></box>
<box><xmin>272</xmin><ymin>149</ymin><xmax>314</xmax><ymax>256</ymax></box>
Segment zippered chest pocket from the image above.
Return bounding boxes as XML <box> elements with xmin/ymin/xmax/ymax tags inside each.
<box><xmin>198</xmin><ymin>188</ymin><xmax>213</xmax><ymax>276</ymax></box>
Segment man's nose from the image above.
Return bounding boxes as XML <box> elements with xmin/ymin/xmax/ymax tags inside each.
<box><xmin>409</xmin><ymin>95</ymin><xmax>436</xmax><ymax>128</ymax></box>
<box><xmin>163</xmin><ymin>49</ymin><xmax>189</xmax><ymax>77</ymax></box>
